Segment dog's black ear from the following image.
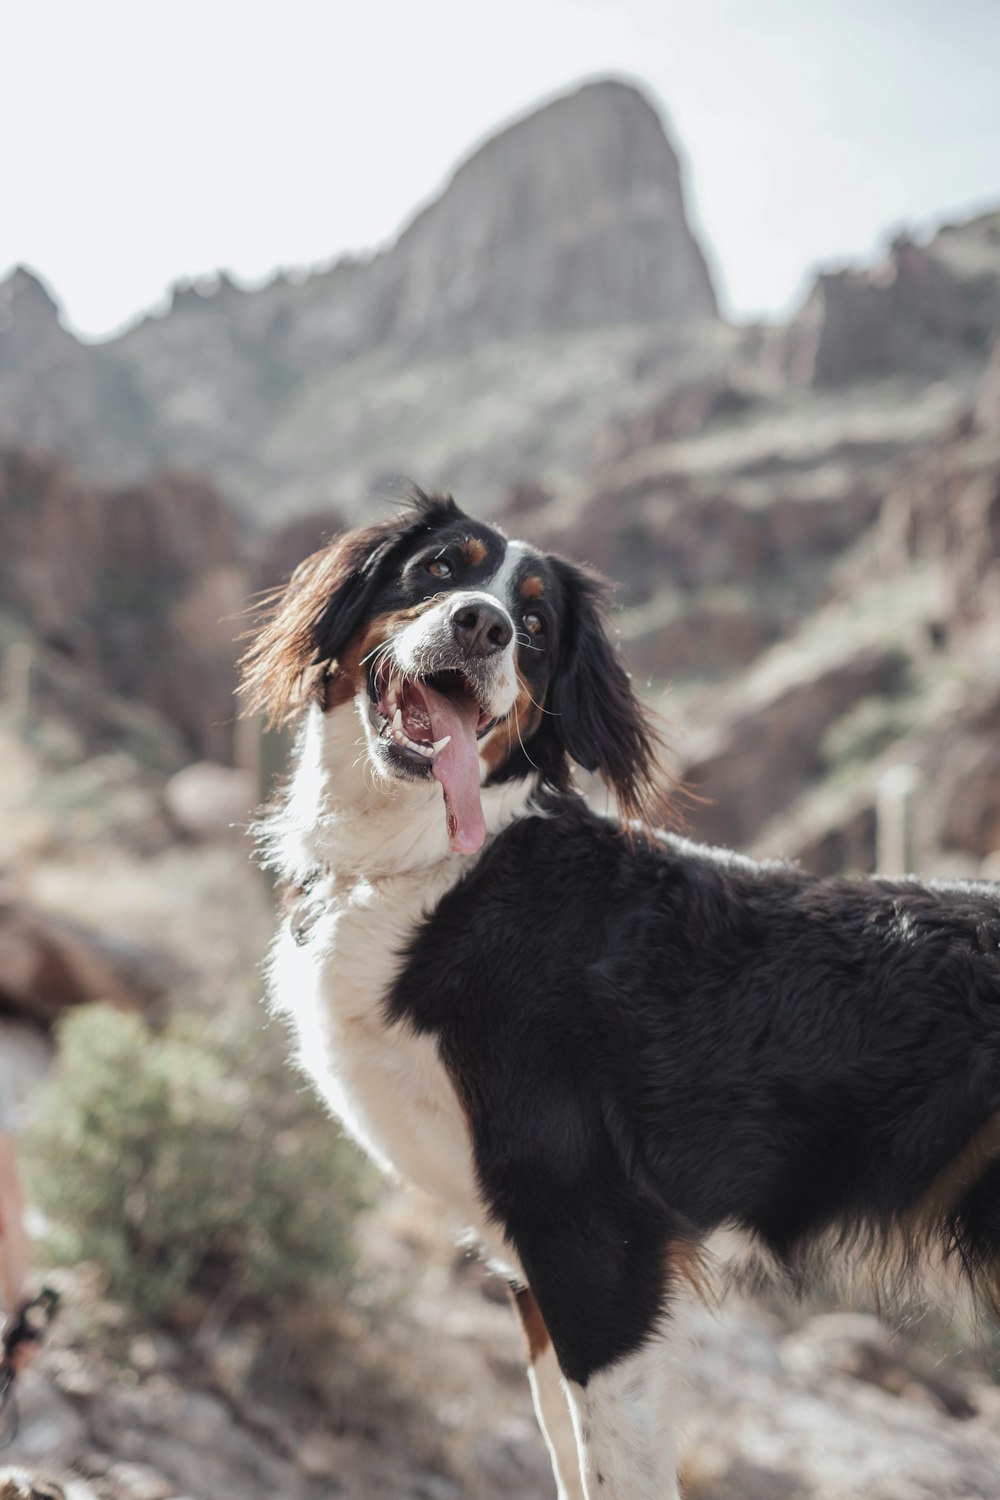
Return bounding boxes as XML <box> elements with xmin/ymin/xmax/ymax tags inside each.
<box><xmin>547</xmin><ymin>557</ymin><xmax>665</xmax><ymax>823</ymax></box>
<box><xmin>240</xmin><ymin>491</ymin><xmax>460</xmax><ymax>726</ymax></box>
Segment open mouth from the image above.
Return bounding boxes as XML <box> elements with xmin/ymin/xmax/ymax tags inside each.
<box><xmin>373</xmin><ymin>668</ymin><xmax>495</xmax><ymax>764</ymax></box>
<box><xmin>370</xmin><ymin>663</ymin><xmax>498</xmax><ymax>855</ymax></box>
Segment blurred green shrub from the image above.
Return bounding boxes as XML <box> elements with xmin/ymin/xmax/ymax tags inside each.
<box><xmin>24</xmin><ymin>1003</ymin><xmax>370</xmax><ymax>1323</ymax></box>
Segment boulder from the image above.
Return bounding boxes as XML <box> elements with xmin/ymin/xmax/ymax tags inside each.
<box><xmin>163</xmin><ymin>762</ymin><xmax>256</xmax><ymax>840</ymax></box>
<box><xmin>681</xmin><ymin>646</ymin><xmax>908</xmax><ymax>849</ymax></box>
<box><xmin>0</xmin><ymin>900</ymin><xmax>175</xmax><ymax>1027</ymax></box>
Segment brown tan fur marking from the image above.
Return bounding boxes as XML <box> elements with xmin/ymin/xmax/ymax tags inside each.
<box><xmin>479</xmin><ymin>664</ymin><xmax>544</xmax><ymax>774</ymax></box>
<box><xmin>520</xmin><ymin>574</ymin><xmax>545</xmax><ymax>601</ymax></box>
<box><xmin>805</xmin><ymin>1114</ymin><xmax>1000</xmax><ymax>1314</ymax></box>
<box><xmin>666</xmin><ymin>1235</ymin><xmax>715</xmax><ymax>1306</ymax></box>
<box><xmin>511</xmin><ymin>1285</ymin><xmax>551</xmax><ymax>1363</ymax></box>
<box><xmin>908</xmin><ymin>1113</ymin><xmax>1000</xmax><ymax>1234</ymax></box>
<box><xmin>460</xmin><ymin>537</ymin><xmax>487</xmax><ymax>566</ymax></box>
<box><xmin>322</xmin><ymin>604</ymin><xmax>435</xmax><ymax>709</ymax></box>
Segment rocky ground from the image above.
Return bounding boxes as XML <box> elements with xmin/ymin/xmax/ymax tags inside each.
<box><xmin>6</xmin><ymin>1201</ymin><xmax>1000</xmax><ymax>1499</ymax></box>
<box><xmin>1</xmin><ymin>715</ymin><xmax>1000</xmax><ymax>1500</ymax></box>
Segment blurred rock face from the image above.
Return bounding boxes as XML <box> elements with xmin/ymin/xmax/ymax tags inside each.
<box><xmin>0</xmin><ymin>451</ymin><xmax>245</xmax><ymax>763</ymax></box>
<box><xmin>781</xmin><ymin>222</ymin><xmax>1000</xmax><ymax>385</ymax></box>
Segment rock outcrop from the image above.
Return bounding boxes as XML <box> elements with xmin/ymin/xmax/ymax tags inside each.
<box><xmin>782</xmin><ymin>216</ymin><xmax>1000</xmax><ymax>385</ymax></box>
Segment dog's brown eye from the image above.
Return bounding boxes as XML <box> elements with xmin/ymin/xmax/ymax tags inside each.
<box><xmin>427</xmin><ymin>558</ymin><xmax>452</xmax><ymax>579</ymax></box>
<box><xmin>523</xmin><ymin>611</ymin><xmax>545</xmax><ymax>635</ymax></box>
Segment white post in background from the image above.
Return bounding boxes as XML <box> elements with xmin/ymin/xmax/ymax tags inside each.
<box><xmin>1</xmin><ymin>640</ymin><xmax>35</xmax><ymax>732</ymax></box>
<box><xmin>876</xmin><ymin>764</ymin><xmax>924</xmax><ymax>877</ymax></box>
<box><xmin>233</xmin><ymin>705</ymin><xmax>264</xmax><ymax>800</ymax></box>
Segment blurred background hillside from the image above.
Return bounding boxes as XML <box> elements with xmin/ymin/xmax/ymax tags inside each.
<box><xmin>3</xmin><ymin>3</ymin><xmax>1000</xmax><ymax>1496</ymax></box>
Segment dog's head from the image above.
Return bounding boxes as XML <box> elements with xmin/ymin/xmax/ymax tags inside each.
<box><xmin>241</xmin><ymin>491</ymin><xmax>662</xmax><ymax>852</ymax></box>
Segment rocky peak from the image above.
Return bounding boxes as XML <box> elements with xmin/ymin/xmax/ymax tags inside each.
<box><xmin>377</xmin><ymin>78</ymin><xmax>718</xmax><ymax>352</ymax></box>
<box><xmin>0</xmin><ymin>266</ymin><xmax>78</xmax><ymax>376</ymax></box>
<box><xmin>0</xmin><ymin>265</ymin><xmax>61</xmax><ymax>331</ymax></box>
<box><xmin>0</xmin><ymin>266</ymin><xmax>111</xmax><ymax>456</ymax></box>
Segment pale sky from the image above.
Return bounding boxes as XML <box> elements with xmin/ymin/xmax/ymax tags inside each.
<box><xmin>4</xmin><ymin>0</ymin><xmax>1000</xmax><ymax>340</ymax></box>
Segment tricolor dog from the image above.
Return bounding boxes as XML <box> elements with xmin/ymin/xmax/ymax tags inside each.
<box><xmin>242</xmin><ymin>490</ymin><xmax>1000</xmax><ymax>1499</ymax></box>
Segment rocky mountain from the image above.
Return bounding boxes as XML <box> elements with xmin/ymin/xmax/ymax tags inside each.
<box><xmin>0</xmin><ymin>79</ymin><xmax>721</xmax><ymax>522</ymax></box>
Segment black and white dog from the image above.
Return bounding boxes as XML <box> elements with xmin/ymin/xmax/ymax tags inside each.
<box><xmin>242</xmin><ymin>490</ymin><xmax>1000</xmax><ymax>1499</ymax></box>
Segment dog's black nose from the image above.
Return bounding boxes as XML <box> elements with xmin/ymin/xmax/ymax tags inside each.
<box><xmin>450</xmin><ymin>600</ymin><xmax>513</xmax><ymax>657</ymax></box>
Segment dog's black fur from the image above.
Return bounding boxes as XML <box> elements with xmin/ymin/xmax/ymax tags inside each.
<box><xmin>391</xmin><ymin>793</ymin><xmax>1000</xmax><ymax>1382</ymax></box>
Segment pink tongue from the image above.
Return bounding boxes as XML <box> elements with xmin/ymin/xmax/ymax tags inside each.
<box><xmin>417</xmin><ymin>683</ymin><xmax>485</xmax><ymax>854</ymax></box>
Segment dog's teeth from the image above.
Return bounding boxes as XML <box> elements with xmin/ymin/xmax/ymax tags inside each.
<box><xmin>431</xmin><ymin>735</ymin><xmax>451</xmax><ymax>753</ymax></box>
<box><xmin>390</xmin><ymin>724</ymin><xmax>435</xmax><ymax>758</ymax></box>
<box><xmin>385</xmin><ymin>701</ymin><xmax>436</xmax><ymax>758</ymax></box>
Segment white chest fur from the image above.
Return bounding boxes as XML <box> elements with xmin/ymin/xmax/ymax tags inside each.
<box><xmin>262</xmin><ymin>702</ymin><xmax>533</xmax><ymax>1267</ymax></box>
<box><xmin>271</xmin><ymin>863</ymin><xmax>484</xmax><ymax>1217</ymax></box>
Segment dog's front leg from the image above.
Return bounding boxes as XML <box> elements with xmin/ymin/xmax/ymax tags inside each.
<box><xmin>561</xmin><ymin>1335</ymin><xmax>682</xmax><ymax>1500</ymax></box>
<box><xmin>511</xmin><ymin>1286</ymin><xmax>586</xmax><ymax>1499</ymax></box>
<box><xmin>510</xmin><ymin>1217</ymin><xmax>686</xmax><ymax>1500</ymax></box>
